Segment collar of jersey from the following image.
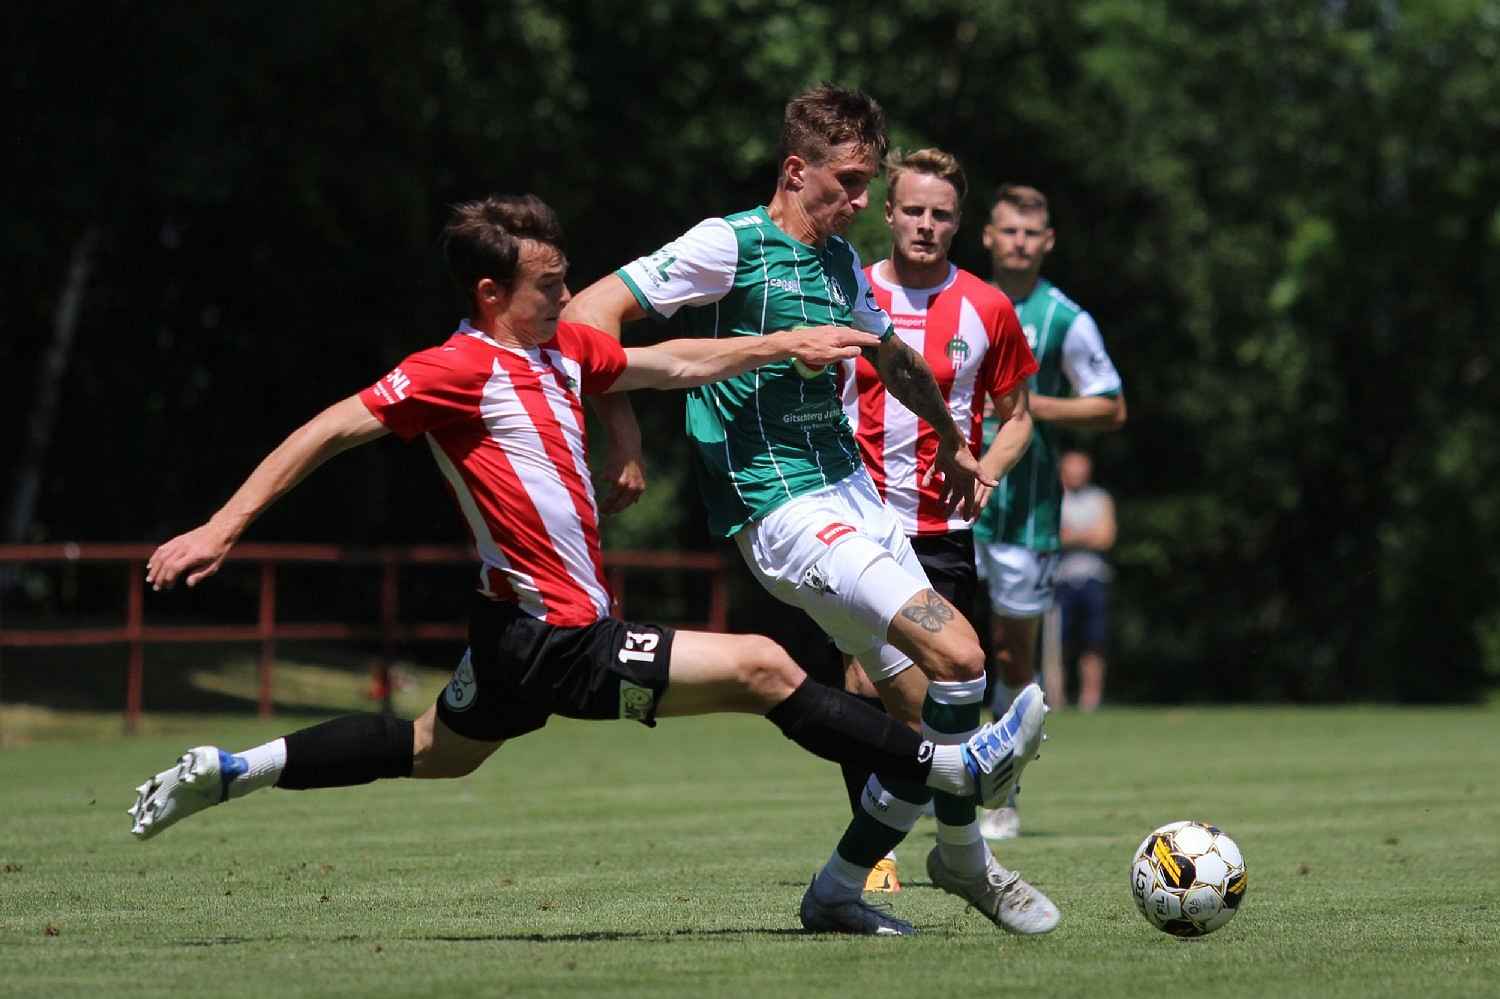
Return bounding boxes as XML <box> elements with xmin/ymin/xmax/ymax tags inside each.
<box><xmin>871</xmin><ymin>260</ymin><xmax>957</xmax><ymax>296</ymax></box>
<box><xmin>1008</xmin><ymin>276</ymin><xmax>1050</xmax><ymax>309</ymax></box>
<box><xmin>457</xmin><ymin>319</ymin><xmax>542</xmax><ymax>355</ymax></box>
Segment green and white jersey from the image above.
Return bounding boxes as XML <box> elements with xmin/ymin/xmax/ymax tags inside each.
<box><xmin>974</xmin><ymin>277</ymin><xmax>1122</xmax><ymax>551</ymax></box>
<box><xmin>617</xmin><ymin>206</ymin><xmax>895</xmax><ymax>537</ymax></box>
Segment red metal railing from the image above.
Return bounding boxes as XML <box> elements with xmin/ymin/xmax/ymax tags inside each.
<box><xmin>0</xmin><ymin>543</ymin><xmax>729</xmax><ymax>733</ymax></box>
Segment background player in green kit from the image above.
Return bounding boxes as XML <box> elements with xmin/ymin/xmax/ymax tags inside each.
<box><xmin>567</xmin><ymin>86</ymin><xmax>1059</xmax><ymax>936</ymax></box>
<box><xmin>975</xmin><ymin>184</ymin><xmax>1127</xmax><ymax>841</ymax></box>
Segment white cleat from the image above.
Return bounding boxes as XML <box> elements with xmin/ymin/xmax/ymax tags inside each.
<box><xmin>127</xmin><ymin>746</ymin><xmax>233</xmax><ymax>840</ymax></box>
<box><xmin>961</xmin><ymin>683</ymin><xmax>1048</xmax><ymax>808</ymax></box>
<box><xmin>926</xmin><ymin>847</ymin><xmax>1060</xmax><ymax>935</ymax></box>
<box><xmin>979</xmin><ymin>804</ymin><xmax>1021</xmax><ymax>841</ymax></box>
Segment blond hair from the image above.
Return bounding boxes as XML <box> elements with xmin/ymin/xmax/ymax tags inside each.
<box><xmin>885</xmin><ymin>147</ymin><xmax>967</xmax><ymax>205</ymax></box>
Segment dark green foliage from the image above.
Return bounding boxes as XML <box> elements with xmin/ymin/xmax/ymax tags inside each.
<box><xmin>7</xmin><ymin>2</ymin><xmax>1497</xmax><ymax>699</ymax></box>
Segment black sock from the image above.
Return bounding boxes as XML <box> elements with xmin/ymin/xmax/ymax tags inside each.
<box><xmin>838</xmin><ymin>694</ymin><xmax>887</xmax><ymax>814</ymax></box>
<box><xmin>765</xmin><ymin>680</ymin><xmax>931</xmax><ymax>785</ymax></box>
<box><xmin>276</xmin><ymin>713</ymin><xmax>414</xmax><ymax>790</ymax></box>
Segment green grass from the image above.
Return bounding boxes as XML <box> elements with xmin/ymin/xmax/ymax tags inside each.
<box><xmin>2</xmin><ymin>700</ymin><xmax>1497</xmax><ymax>998</ymax></box>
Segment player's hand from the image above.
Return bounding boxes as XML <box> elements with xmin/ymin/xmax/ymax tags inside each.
<box><xmin>776</xmin><ymin>326</ymin><xmax>881</xmax><ymax>371</ymax></box>
<box><xmin>598</xmin><ymin>453</ymin><xmax>647</xmax><ymax>515</ymax></box>
<box><xmin>972</xmin><ymin>480</ymin><xmax>996</xmax><ymax>513</ymax></box>
<box><xmin>971</xmin><ymin>454</ymin><xmax>1005</xmax><ymax>513</ymax></box>
<box><xmin>923</xmin><ymin>438</ymin><xmax>997</xmax><ymax>521</ymax></box>
<box><xmin>146</xmin><ymin>521</ymin><xmax>236</xmax><ymax>591</ymax></box>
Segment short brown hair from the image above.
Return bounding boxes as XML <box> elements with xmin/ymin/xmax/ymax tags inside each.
<box><xmin>885</xmin><ymin>147</ymin><xmax>967</xmax><ymax>206</ymax></box>
<box><xmin>441</xmin><ymin>194</ymin><xmax>566</xmax><ymax>306</ymax></box>
<box><xmin>778</xmin><ymin>83</ymin><xmax>889</xmax><ymax>167</ymax></box>
<box><xmin>991</xmin><ymin>184</ymin><xmax>1050</xmax><ymax>224</ymax></box>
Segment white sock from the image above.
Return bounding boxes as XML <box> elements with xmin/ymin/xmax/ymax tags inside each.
<box><xmin>813</xmin><ymin>851</ymin><xmax>870</xmax><ymax>904</ymax></box>
<box><xmin>936</xmin><ymin>820</ymin><xmax>989</xmax><ymax>875</ymax></box>
<box><xmin>228</xmin><ymin>738</ymin><xmax>286</xmax><ymax>799</ymax></box>
<box><xmin>925</xmin><ymin>744</ymin><xmax>975</xmax><ymax>797</ymax></box>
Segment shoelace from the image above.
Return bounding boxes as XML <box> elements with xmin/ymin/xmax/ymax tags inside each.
<box><xmin>986</xmin><ymin>867</ymin><xmax>1037</xmax><ymax>914</ymax></box>
<box><xmin>966</xmin><ymin>728</ymin><xmax>1015</xmax><ymax>772</ymax></box>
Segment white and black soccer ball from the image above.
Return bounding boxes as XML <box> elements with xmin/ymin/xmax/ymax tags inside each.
<box><xmin>1129</xmin><ymin>820</ymin><xmax>1247</xmax><ymax>937</ymax></box>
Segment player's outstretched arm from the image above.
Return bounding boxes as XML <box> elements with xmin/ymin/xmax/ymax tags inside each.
<box><xmin>146</xmin><ymin>396</ymin><xmax>388</xmax><ymax>591</ymax></box>
<box><xmin>868</xmin><ymin>339</ymin><xmax>997</xmax><ymax>519</ymax></box>
<box><xmin>1029</xmin><ymin>391</ymin><xmax>1127</xmax><ymax>430</ymax></box>
<box><xmin>562</xmin><ymin>275</ymin><xmax>648</xmax><ymax>341</ymax></box>
<box><xmin>610</xmin><ymin>326</ymin><xmax>879</xmax><ymax>393</ymax></box>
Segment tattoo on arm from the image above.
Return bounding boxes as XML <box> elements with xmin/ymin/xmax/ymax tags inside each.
<box><xmin>880</xmin><ymin>341</ymin><xmax>961</xmax><ymax>437</ymax></box>
<box><xmin>900</xmin><ymin>589</ymin><xmax>956</xmax><ymax>633</ymax></box>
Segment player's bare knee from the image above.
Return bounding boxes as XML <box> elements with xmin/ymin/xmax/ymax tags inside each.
<box><xmin>918</xmin><ymin>635</ymin><xmax>985</xmax><ymax>683</ymax></box>
<box><xmin>736</xmin><ymin>635</ymin><xmax>803</xmax><ymax>706</ymax></box>
<box><xmin>411</xmin><ymin>707</ymin><xmax>491</xmax><ymax>779</ymax></box>
<box><xmin>413</xmin><ymin>742</ymin><xmax>485</xmax><ymax>779</ymax></box>
<box><xmin>948</xmin><ymin>642</ymin><xmax>986</xmax><ymax>683</ymax></box>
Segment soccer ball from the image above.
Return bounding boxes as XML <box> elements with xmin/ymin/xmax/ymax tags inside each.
<box><xmin>1129</xmin><ymin>820</ymin><xmax>1247</xmax><ymax>937</ymax></box>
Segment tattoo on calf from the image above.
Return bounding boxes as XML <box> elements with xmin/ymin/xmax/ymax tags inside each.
<box><xmin>900</xmin><ymin>589</ymin><xmax>955</xmax><ymax>633</ymax></box>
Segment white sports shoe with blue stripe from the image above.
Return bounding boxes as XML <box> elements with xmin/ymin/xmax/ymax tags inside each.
<box><xmin>127</xmin><ymin>746</ymin><xmax>244</xmax><ymax>840</ymax></box>
<box><xmin>961</xmin><ymin>683</ymin><xmax>1047</xmax><ymax>809</ymax></box>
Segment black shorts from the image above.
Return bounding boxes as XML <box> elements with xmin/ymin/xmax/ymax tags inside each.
<box><xmin>910</xmin><ymin>529</ymin><xmax>978</xmax><ymax>617</ymax></box>
<box><xmin>435</xmin><ymin>595</ymin><xmax>676</xmax><ymax>742</ymax></box>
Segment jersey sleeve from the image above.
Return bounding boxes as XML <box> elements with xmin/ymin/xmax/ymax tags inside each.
<box><xmin>358</xmin><ymin>347</ymin><xmax>481</xmax><ymax>441</ymax></box>
<box><xmin>1060</xmin><ymin>312</ymin><xmax>1123</xmax><ymax>397</ymax></box>
<box><xmin>981</xmin><ymin>300</ymin><xmax>1040</xmax><ymax>401</ymax></box>
<box><xmin>561</xmin><ymin>322</ymin><xmax>629</xmax><ymax>394</ymax></box>
<box><xmin>615</xmin><ymin>218</ymin><xmax>738</xmax><ymax>319</ymax></box>
<box><xmin>848</xmin><ymin>244</ymin><xmax>896</xmax><ymax>340</ymax></box>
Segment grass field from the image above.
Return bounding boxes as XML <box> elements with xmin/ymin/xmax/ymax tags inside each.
<box><xmin>3</xmin><ymin>696</ymin><xmax>1498</xmax><ymax>998</ymax></box>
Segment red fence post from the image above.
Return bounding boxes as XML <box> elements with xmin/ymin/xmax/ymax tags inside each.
<box><xmin>708</xmin><ymin>563</ymin><xmax>729</xmax><ymax>633</ymax></box>
<box><xmin>257</xmin><ymin>562</ymin><xmax>276</xmax><ymax>719</ymax></box>
<box><xmin>609</xmin><ymin>567</ymin><xmax>626</xmax><ymax>619</ymax></box>
<box><xmin>377</xmin><ymin>554</ymin><xmax>397</xmax><ymax>714</ymax></box>
<box><xmin>125</xmin><ymin>562</ymin><xmax>144</xmax><ymax>734</ymax></box>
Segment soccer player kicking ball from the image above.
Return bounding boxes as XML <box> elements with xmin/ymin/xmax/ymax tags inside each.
<box><xmin>564</xmin><ymin>87</ymin><xmax>1058</xmax><ymax>935</ymax></box>
<box><xmin>127</xmin><ymin>196</ymin><xmax>1037</xmax><ymax>935</ymax></box>
<box><xmin>833</xmin><ymin>148</ymin><xmax>1038</xmax><ymax>892</ymax></box>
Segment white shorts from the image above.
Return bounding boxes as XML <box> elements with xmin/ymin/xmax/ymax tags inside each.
<box><xmin>735</xmin><ymin>471</ymin><xmax>927</xmax><ymax>683</ymax></box>
<box><xmin>975</xmin><ymin>541</ymin><xmax>1060</xmax><ymax>618</ymax></box>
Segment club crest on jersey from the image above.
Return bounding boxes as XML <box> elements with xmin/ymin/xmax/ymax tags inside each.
<box><xmin>443</xmin><ymin>649</ymin><xmax>477</xmax><ymax>712</ymax></box>
<box><xmin>945</xmin><ymin>337</ymin><xmax>971</xmax><ymax>366</ymax></box>
<box><xmin>828</xmin><ymin>279</ymin><xmax>849</xmax><ymax>309</ymax></box>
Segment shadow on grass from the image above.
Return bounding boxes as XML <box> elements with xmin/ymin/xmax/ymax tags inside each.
<box><xmin>176</xmin><ymin>928</ymin><xmax>812</xmax><ymax>947</ymax></box>
<box><xmin>420</xmin><ymin>928</ymin><xmax>811</xmax><ymax>942</ymax></box>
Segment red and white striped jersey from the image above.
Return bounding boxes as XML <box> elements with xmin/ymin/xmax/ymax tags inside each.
<box><xmin>359</xmin><ymin>320</ymin><xmax>627</xmax><ymax>627</ymax></box>
<box><xmin>838</xmin><ymin>263</ymin><xmax>1037</xmax><ymax>536</ymax></box>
